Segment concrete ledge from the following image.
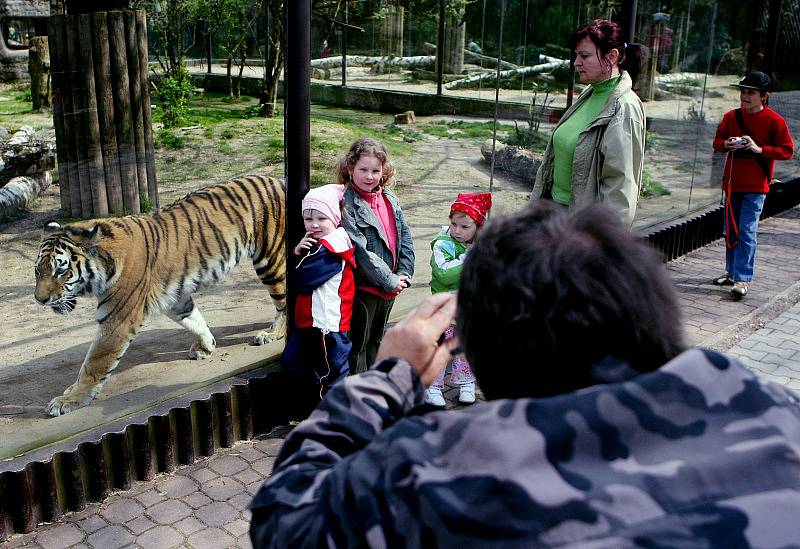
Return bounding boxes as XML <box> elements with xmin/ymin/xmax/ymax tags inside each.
<box><xmin>189</xmin><ymin>73</ymin><xmax>565</xmax><ymax>121</ymax></box>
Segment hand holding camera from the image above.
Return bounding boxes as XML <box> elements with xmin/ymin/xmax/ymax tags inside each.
<box><xmin>730</xmin><ymin>137</ymin><xmax>749</xmax><ymax>148</ymax></box>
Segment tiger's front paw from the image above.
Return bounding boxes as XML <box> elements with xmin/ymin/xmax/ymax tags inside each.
<box><xmin>188</xmin><ymin>337</ymin><xmax>215</xmax><ymax>360</ymax></box>
<box><xmin>46</xmin><ymin>392</ymin><xmax>92</xmax><ymax>417</ymax></box>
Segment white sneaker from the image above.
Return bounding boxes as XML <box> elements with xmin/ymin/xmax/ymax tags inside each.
<box><xmin>458</xmin><ymin>382</ymin><xmax>476</xmax><ymax>405</ymax></box>
<box><xmin>425</xmin><ymin>387</ymin><xmax>446</xmax><ymax>408</ymax></box>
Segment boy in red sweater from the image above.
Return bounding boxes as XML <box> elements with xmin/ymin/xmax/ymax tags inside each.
<box><xmin>712</xmin><ymin>71</ymin><xmax>794</xmax><ymax>299</ymax></box>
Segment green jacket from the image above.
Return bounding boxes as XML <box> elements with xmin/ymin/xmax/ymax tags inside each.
<box><xmin>429</xmin><ymin>229</ymin><xmax>467</xmax><ymax>294</ymax></box>
<box><xmin>531</xmin><ymin>71</ymin><xmax>645</xmax><ymax>226</ymax></box>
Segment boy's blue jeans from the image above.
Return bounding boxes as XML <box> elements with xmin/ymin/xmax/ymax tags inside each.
<box><xmin>725</xmin><ymin>192</ymin><xmax>766</xmax><ymax>283</ymax></box>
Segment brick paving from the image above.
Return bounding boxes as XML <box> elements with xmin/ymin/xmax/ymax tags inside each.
<box><xmin>4</xmin><ymin>206</ymin><xmax>800</xmax><ymax>549</ymax></box>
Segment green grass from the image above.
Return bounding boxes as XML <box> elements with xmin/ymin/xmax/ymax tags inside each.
<box><xmin>0</xmin><ymin>84</ymin><xmax>52</xmax><ymax>129</ymax></box>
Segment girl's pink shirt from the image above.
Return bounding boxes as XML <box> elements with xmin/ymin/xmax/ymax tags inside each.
<box><xmin>352</xmin><ymin>184</ymin><xmax>399</xmax><ymax>298</ymax></box>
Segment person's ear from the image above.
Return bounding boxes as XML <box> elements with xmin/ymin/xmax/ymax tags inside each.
<box><xmin>607</xmin><ymin>48</ymin><xmax>620</xmax><ymax>66</ymax></box>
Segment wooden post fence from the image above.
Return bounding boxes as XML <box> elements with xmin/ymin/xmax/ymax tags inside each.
<box><xmin>48</xmin><ymin>8</ymin><xmax>157</xmax><ymax>218</ymax></box>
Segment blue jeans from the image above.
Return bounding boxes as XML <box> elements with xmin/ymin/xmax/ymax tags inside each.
<box><xmin>725</xmin><ymin>192</ymin><xmax>766</xmax><ymax>283</ymax></box>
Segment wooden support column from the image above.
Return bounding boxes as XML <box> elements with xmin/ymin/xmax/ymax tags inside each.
<box><xmin>48</xmin><ymin>7</ymin><xmax>157</xmax><ymax>219</ymax></box>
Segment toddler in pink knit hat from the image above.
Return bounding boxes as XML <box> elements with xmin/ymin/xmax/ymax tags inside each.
<box><xmin>284</xmin><ymin>184</ymin><xmax>356</xmax><ymax>402</ymax></box>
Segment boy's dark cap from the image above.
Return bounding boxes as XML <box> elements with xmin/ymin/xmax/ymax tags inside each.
<box><xmin>731</xmin><ymin>71</ymin><xmax>771</xmax><ymax>92</ymax></box>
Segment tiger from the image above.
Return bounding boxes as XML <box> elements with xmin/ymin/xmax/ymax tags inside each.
<box><xmin>34</xmin><ymin>175</ymin><xmax>287</xmax><ymax>417</ymax></box>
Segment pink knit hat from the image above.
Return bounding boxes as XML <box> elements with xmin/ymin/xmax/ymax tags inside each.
<box><xmin>302</xmin><ymin>184</ymin><xmax>345</xmax><ymax>226</ymax></box>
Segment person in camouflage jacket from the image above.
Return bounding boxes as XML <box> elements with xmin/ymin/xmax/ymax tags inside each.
<box><xmin>250</xmin><ymin>203</ymin><xmax>800</xmax><ymax>547</ymax></box>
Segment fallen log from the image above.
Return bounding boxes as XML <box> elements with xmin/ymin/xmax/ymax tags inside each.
<box><xmin>423</xmin><ymin>42</ymin><xmax>519</xmax><ymax>70</ymax></box>
<box><xmin>310</xmin><ymin>55</ymin><xmax>435</xmax><ymax>69</ymax></box>
<box><xmin>0</xmin><ymin>127</ymin><xmax>57</xmax><ymax>187</ymax></box>
<box><xmin>0</xmin><ymin>172</ymin><xmax>52</xmax><ymax>219</ymax></box>
<box><xmin>444</xmin><ymin>56</ymin><xmax>569</xmax><ymax>90</ymax></box>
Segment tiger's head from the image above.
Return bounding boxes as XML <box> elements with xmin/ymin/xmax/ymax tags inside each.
<box><xmin>34</xmin><ymin>222</ymin><xmax>105</xmax><ymax>315</ymax></box>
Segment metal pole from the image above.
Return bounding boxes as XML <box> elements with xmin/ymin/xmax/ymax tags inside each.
<box><xmin>341</xmin><ymin>2</ymin><xmax>348</xmax><ymax>87</ymax></box>
<box><xmin>488</xmin><ymin>0</ymin><xmax>507</xmax><ymax>195</ymax></box>
<box><xmin>437</xmin><ymin>0</ymin><xmax>445</xmax><ymax>96</ymax></box>
<box><xmin>285</xmin><ymin>0</ymin><xmax>311</xmax><ymax>331</ymax></box>
<box><xmin>764</xmin><ymin>0</ymin><xmax>783</xmax><ymax>81</ymax></box>
<box><xmin>620</xmin><ymin>0</ymin><xmax>638</xmax><ymax>44</ymax></box>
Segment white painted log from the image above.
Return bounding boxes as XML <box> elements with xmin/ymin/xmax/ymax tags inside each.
<box><xmin>0</xmin><ymin>172</ymin><xmax>51</xmax><ymax>219</ymax></box>
<box><xmin>310</xmin><ymin>55</ymin><xmax>435</xmax><ymax>69</ymax></box>
<box><xmin>444</xmin><ymin>56</ymin><xmax>569</xmax><ymax>90</ymax></box>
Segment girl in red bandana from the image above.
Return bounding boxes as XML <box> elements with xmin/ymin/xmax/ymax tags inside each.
<box><xmin>426</xmin><ymin>192</ymin><xmax>492</xmax><ymax>406</ymax></box>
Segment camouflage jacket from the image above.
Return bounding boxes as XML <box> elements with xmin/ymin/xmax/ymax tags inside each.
<box><xmin>249</xmin><ymin>349</ymin><xmax>800</xmax><ymax>548</ymax></box>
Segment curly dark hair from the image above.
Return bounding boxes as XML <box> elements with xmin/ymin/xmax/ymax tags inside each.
<box><xmin>457</xmin><ymin>201</ymin><xmax>685</xmax><ymax>400</ymax></box>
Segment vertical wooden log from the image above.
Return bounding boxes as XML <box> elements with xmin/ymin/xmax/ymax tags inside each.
<box><xmin>31</xmin><ymin>461</ymin><xmax>61</xmax><ymax>524</ymax></box>
<box><xmin>136</xmin><ymin>10</ymin><xmax>158</xmax><ymax>208</ymax></box>
<box><xmin>129</xmin><ymin>423</ymin><xmax>154</xmax><ymax>481</ymax></box>
<box><xmin>153</xmin><ymin>414</ymin><xmax>176</xmax><ymax>474</ymax></box>
<box><xmin>108</xmin><ymin>432</ymin><xmax>132</xmax><ymax>490</ymax></box>
<box><xmin>29</xmin><ymin>36</ymin><xmax>51</xmax><ymax>111</ymax></box>
<box><xmin>124</xmin><ymin>10</ymin><xmax>148</xmax><ymax>205</ymax></box>
<box><xmin>79</xmin><ymin>441</ymin><xmax>109</xmax><ymax>502</ymax></box>
<box><xmin>0</xmin><ymin>473</ymin><xmax>13</xmax><ymax>541</ymax></box>
<box><xmin>49</xmin><ymin>17</ymin><xmax>82</xmax><ymax>218</ymax></box>
<box><xmin>174</xmin><ymin>407</ymin><xmax>196</xmax><ymax>465</ymax></box>
<box><xmin>91</xmin><ymin>12</ymin><xmax>125</xmax><ymax>214</ymax></box>
<box><xmin>108</xmin><ymin>10</ymin><xmax>140</xmax><ymax>214</ymax></box>
<box><xmin>78</xmin><ymin>14</ymin><xmax>108</xmax><ymax>217</ymax></box>
<box><xmin>65</xmin><ymin>15</ymin><xmax>94</xmax><ymax>217</ymax></box>
<box><xmin>10</xmin><ymin>469</ymin><xmax>35</xmax><ymax>534</ymax></box>
<box><xmin>217</xmin><ymin>392</ymin><xmax>235</xmax><ymax>449</ymax></box>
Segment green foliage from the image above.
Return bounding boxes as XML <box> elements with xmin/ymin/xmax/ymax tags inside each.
<box><xmin>217</xmin><ymin>141</ymin><xmax>233</xmax><ymax>155</ymax></box>
<box><xmin>640</xmin><ymin>169</ymin><xmax>671</xmax><ymax>198</ymax></box>
<box><xmin>203</xmin><ymin>126</ymin><xmax>214</xmax><ymax>139</ymax></box>
<box><xmin>157</xmin><ymin>65</ymin><xmax>193</xmax><ymax>128</ymax></box>
<box><xmin>242</xmin><ymin>104</ymin><xmax>263</xmax><ymax>118</ymax></box>
<box><xmin>504</xmin><ymin>126</ymin><xmax>548</xmax><ymax>150</ymax></box>
<box><xmin>140</xmin><ymin>195</ymin><xmax>154</xmax><ymax>213</ymax></box>
<box><xmin>684</xmin><ymin>102</ymin><xmax>706</xmax><ymax>122</ymax></box>
<box><xmin>645</xmin><ymin>130</ymin><xmax>659</xmax><ymax>153</ymax></box>
<box><xmin>220</xmin><ymin>127</ymin><xmax>236</xmax><ymax>139</ymax></box>
<box><xmin>14</xmin><ymin>90</ymin><xmax>32</xmax><ymax>103</ymax></box>
<box><xmin>156</xmin><ymin>128</ymin><xmax>186</xmax><ymax>149</ymax></box>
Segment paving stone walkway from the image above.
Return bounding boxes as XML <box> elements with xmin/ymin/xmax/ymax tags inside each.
<box><xmin>4</xmin><ymin>206</ymin><xmax>800</xmax><ymax>549</ymax></box>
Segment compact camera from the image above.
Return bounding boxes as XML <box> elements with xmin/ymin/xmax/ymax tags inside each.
<box><xmin>731</xmin><ymin>137</ymin><xmax>749</xmax><ymax>147</ymax></box>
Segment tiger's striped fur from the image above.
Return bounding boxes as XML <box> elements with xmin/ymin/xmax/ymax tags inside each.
<box><xmin>34</xmin><ymin>175</ymin><xmax>287</xmax><ymax>416</ymax></box>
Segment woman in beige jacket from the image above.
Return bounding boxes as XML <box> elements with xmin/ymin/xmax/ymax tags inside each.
<box><xmin>531</xmin><ymin>19</ymin><xmax>646</xmax><ymax>226</ymax></box>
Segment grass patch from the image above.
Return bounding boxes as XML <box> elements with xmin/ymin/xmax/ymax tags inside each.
<box><xmin>640</xmin><ymin>169</ymin><xmax>671</xmax><ymax>198</ymax></box>
<box><xmin>156</xmin><ymin>129</ymin><xmax>185</xmax><ymax>150</ymax></box>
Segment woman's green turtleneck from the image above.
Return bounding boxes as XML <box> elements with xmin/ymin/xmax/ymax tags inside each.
<box><xmin>550</xmin><ymin>75</ymin><xmax>620</xmax><ymax>205</ymax></box>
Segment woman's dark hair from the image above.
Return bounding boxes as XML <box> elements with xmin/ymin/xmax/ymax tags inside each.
<box><xmin>457</xmin><ymin>201</ymin><xmax>685</xmax><ymax>400</ymax></box>
<box><xmin>568</xmin><ymin>19</ymin><xmax>647</xmax><ymax>88</ymax></box>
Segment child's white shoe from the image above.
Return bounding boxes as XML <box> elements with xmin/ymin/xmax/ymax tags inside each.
<box><xmin>425</xmin><ymin>387</ymin><xmax>446</xmax><ymax>408</ymax></box>
<box><xmin>458</xmin><ymin>382</ymin><xmax>476</xmax><ymax>405</ymax></box>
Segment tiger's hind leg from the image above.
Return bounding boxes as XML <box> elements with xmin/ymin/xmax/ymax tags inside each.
<box><xmin>166</xmin><ymin>297</ymin><xmax>216</xmax><ymax>359</ymax></box>
<box><xmin>252</xmin><ymin>250</ymin><xmax>287</xmax><ymax>346</ymax></box>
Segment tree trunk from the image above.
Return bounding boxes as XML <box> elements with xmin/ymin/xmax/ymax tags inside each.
<box><xmin>91</xmin><ymin>12</ymin><xmax>125</xmax><ymax>214</ymax></box>
<box><xmin>48</xmin><ymin>16</ymin><xmax>79</xmax><ymax>217</ymax></box>
<box><xmin>442</xmin><ymin>9</ymin><xmax>465</xmax><ymax>75</ymax></box>
<box><xmin>379</xmin><ymin>5</ymin><xmax>403</xmax><ymax>56</ymax></box>
<box><xmin>136</xmin><ymin>11</ymin><xmax>157</xmax><ymax>209</ymax></box>
<box><xmin>28</xmin><ymin>37</ymin><xmax>51</xmax><ymax>111</ymax></box>
<box><xmin>78</xmin><ymin>14</ymin><xmax>108</xmax><ymax>217</ymax></box>
<box><xmin>124</xmin><ymin>10</ymin><xmax>148</xmax><ymax>205</ymax></box>
<box><xmin>260</xmin><ymin>2</ymin><xmax>283</xmax><ymax>118</ymax></box>
<box><xmin>108</xmin><ymin>11</ymin><xmax>140</xmax><ymax>214</ymax></box>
